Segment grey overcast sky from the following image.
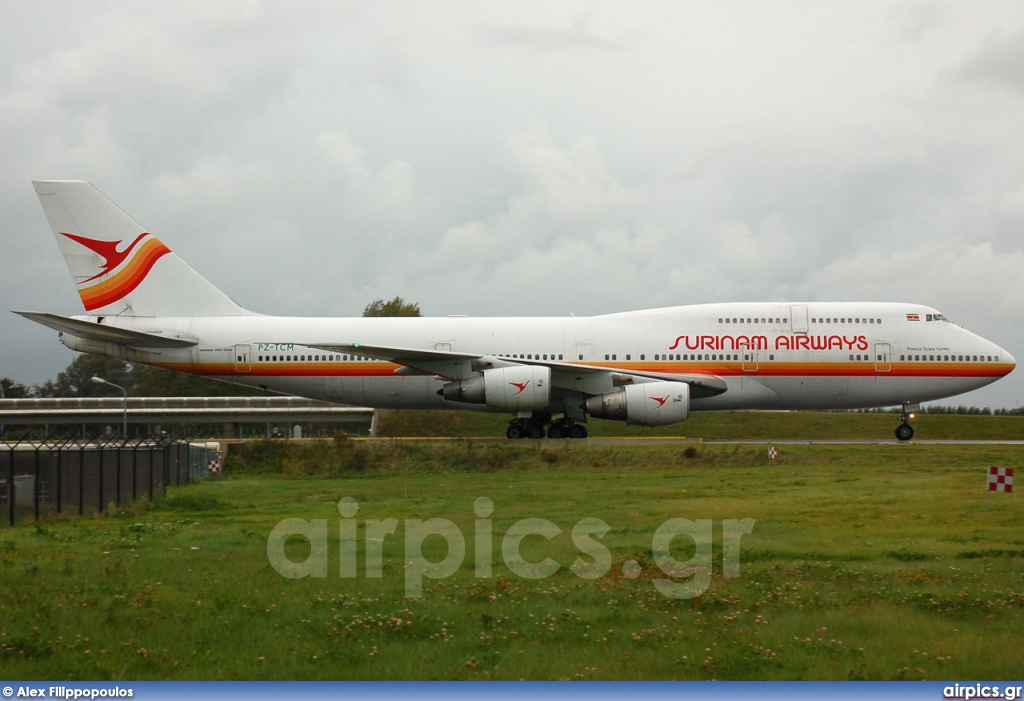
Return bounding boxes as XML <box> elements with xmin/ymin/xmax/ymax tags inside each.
<box><xmin>2</xmin><ymin>1</ymin><xmax>1022</xmax><ymax>409</ymax></box>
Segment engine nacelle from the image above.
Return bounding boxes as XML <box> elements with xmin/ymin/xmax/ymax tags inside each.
<box><xmin>441</xmin><ymin>366</ymin><xmax>551</xmax><ymax>411</ymax></box>
<box><xmin>584</xmin><ymin>381</ymin><xmax>689</xmax><ymax>426</ymax></box>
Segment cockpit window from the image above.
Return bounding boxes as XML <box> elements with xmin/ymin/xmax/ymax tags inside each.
<box><xmin>926</xmin><ymin>313</ymin><xmax>952</xmax><ymax>322</ymax></box>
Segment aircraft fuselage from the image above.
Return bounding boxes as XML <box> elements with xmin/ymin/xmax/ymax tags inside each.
<box><xmin>59</xmin><ymin>301</ymin><xmax>1013</xmax><ymax>415</ymax></box>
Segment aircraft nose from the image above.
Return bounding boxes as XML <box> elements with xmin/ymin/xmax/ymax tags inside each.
<box><xmin>1000</xmin><ymin>346</ymin><xmax>1016</xmax><ymax>374</ymax></box>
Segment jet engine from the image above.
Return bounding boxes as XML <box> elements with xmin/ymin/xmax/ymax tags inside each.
<box><xmin>584</xmin><ymin>381</ymin><xmax>689</xmax><ymax>426</ymax></box>
<box><xmin>441</xmin><ymin>366</ymin><xmax>551</xmax><ymax>411</ymax></box>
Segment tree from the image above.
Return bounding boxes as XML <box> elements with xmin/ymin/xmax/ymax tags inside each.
<box><xmin>0</xmin><ymin>377</ymin><xmax>32</xmax><ymax>398</ymax></box>
<box><xmin>34</xmin><ymin>355</ymin><xmax>132</xmax><ymax>398</ymax></box>
<box><xmin>362</xmin><ymin>296</ymin><xmax>421</xmax><ymax>317</ymax></box>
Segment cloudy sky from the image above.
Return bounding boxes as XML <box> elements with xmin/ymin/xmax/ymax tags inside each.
<box><xmin>2</xmin><ymin>1</ymin><xmax>1023</xmax><ymax>409</ymax></box>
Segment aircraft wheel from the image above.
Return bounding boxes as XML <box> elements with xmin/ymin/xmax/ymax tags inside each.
<box><xmin>569</xmin><ymin>424</ymin><xmax>588</xmax><ymax>439</ymax></box>
<box><xmin>526</xmin><ymin>424</ymin><xmax>545</xmax><ymax>440</ymax></box>
<box><xmin>506</xmin><ymin>423</ymin><xmax>525</xmax><ymax>440</ymax></box>
<box><xmin>895</xmin><ymin>423</ymin><xmax>914</xmax><ymax>442</ymax></box>
<box><xmin>547</xmin><ymin>424</ymin><xmax>565</xmax><ymax>439</ymax></box>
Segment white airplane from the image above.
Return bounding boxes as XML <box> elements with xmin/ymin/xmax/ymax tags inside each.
<box><xmin>17</xmin><ymin>180</ymin><xmax>1016</xmax><ymax>441</ymax></box>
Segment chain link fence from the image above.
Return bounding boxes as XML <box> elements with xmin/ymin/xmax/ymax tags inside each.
<box><xmin>0</xmin><ymin>431</ymin><xmax>203</xmax><ymax>525</ymax></box>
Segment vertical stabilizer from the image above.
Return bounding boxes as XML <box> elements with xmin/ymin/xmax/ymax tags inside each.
<box><xmin>32</xmin><ymin>180</ymin><xmax>247</xmax><ymax>317</ymax></box>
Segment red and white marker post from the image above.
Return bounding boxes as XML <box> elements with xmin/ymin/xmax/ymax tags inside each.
<box><xmin>986</xmin><ymin>465</ymin><xmax>1013</xmax><ymax>512</ymax></box>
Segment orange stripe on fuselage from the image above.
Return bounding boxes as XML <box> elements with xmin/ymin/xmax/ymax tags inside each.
<box><xmin>150</xmin><ymin>360</ymin><xmax>1013</xmax><ymax>380</ymax></box>
<box><xmin>152</xmin><ymin>362</ymin><xmax>404</xmax><ymax>377</ymax></box>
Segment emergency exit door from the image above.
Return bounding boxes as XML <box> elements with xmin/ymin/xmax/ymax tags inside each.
<box><xmin>235</xmin><ymin>344</ymin><xmax>252</xmax><ymax>374</ymax></box>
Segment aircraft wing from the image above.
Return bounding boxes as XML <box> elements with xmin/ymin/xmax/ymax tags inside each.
<box><xmin>309</xmin><ymin>342</ymin><xmax>727</xmax><ymax>398</ymax></box>
<box><xmin>309</xmin><ymin>342</ymin><xmax>487</xmax><ymax>378</ymax></box>
<box><xmin>500</xmin><ymin>354</ymin><xmax>728</xmax><ymax>398</ymax></box>
<box><xmin>15</xmin><ymin>311</ymin><xmax>198</xmax><ymax>348</ymax></box>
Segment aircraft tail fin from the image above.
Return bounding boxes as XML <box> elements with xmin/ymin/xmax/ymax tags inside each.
<box><xmin>32</xmin><ymin>180</ymin><xmax>248</xmax><ymax>317</ymax></box>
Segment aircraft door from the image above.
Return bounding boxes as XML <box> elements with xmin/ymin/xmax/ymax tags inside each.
<box><xmin>874</xmin><ymin>343</ymin><xmax>891</xmax><ymax>372</ymax></box>
<box><xmin>234</xmin><ymin>344</ymin><xmax>252</xmax><ymax>374</ymax></box>
<box><xmin>790</xmin><ymin>305</ymin><xmax>809</xmax><ymax>333</ymax></box>
<box><xmin>575</xmin><ymin>342</ymin><xmax>594</xmax><ymax>362</ymax></box>
<box><xmin>741</xmin><ymin>343</ymin><xmax>758</xmax><ymax>372</ymax></box>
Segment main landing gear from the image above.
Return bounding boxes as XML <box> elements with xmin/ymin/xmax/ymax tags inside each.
<box><xmin>506</xmin><ymin>414</ymin><xmax>588</xmax><ymax>440</ymax></box>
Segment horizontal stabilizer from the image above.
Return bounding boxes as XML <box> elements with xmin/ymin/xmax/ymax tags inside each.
<box><xmin>14</xmin><ymin>311</ymin><xmax>197</xmax><ymax>348</ymax></box>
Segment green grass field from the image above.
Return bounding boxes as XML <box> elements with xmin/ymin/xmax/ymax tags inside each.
<box><xmin>1</xmin><ymin>428</ymin><xmax>1022</xmax><ymax>680</ymax></box>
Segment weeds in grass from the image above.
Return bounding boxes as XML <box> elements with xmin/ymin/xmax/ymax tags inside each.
<box><xmin>0</xmin><ymin>442</ymin><xmax>1021</xmax><ymax>680</ymax></box>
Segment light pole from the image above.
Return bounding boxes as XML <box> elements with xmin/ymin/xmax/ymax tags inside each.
<box><xmin>91</xmin><ymin>376</ymin><xmax>127</xmax><ymax>439</ymax></box>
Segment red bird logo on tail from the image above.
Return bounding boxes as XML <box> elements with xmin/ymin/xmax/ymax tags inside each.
<box><xmin>62</xmin><ymin>232</ymin><xmax>149</xmax><ymax>284</ymax></box>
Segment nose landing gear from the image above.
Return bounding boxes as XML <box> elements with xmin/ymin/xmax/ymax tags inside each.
<box><xmin>895</xmin><ymin>420</ymin><xmax>914</xmax><ymax>441</ymax></box>
<box><xmin>895</xmin><ymin>404</ymin><xmax>919</xmax><ymax>441</ymax></box>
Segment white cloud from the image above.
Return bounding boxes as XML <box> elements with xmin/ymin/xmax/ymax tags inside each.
<box><xmin>2</xmin><ymin>1</ymin><xmax>1023</xmax><ymax>410</ymax></box>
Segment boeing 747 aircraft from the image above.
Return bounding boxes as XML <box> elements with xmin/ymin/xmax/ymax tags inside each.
<box><xmin>17</xmin><ymin>181</ymin><xmax>1016</xmax><ymax>440</ymax></box>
